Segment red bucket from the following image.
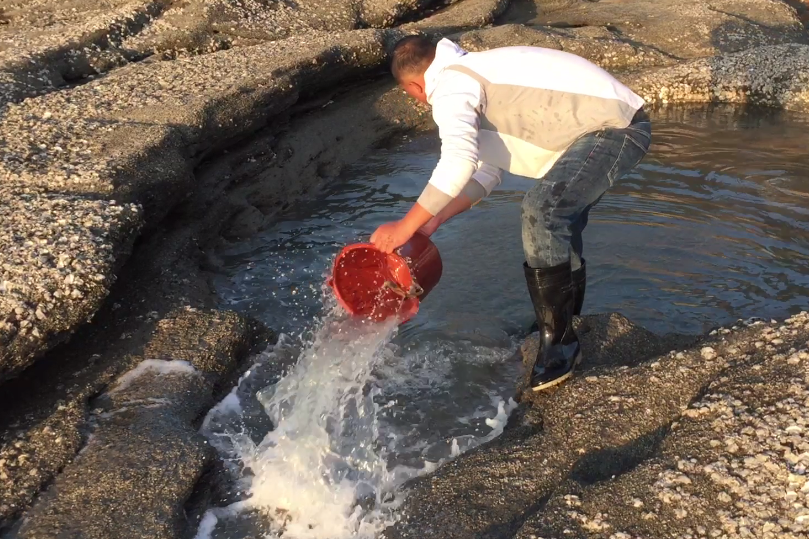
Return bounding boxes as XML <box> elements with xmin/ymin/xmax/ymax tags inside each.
<box><xmin>327</xmin><ymin>232</ymin><xmax>443</xmax><ymax>323</ymax></box>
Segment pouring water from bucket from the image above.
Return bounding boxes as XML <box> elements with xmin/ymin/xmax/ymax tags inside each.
<box><xmin>327</xmin><ymin>232</ymin><xmax>443</xmax><ymax>323</ymax></box>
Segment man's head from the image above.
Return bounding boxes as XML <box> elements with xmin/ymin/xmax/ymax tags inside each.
<box><xmin>391</xmin><ymin>35</ymin><xmax>436</xmax><ymax>104</ymax></box>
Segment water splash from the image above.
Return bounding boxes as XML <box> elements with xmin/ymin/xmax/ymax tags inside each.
<box><xmin>197</xmin><ymin>303</ymin><xmax>519</xmax><ymax>538</ymax></box>
<box><xmin>247</xmin><ymin>314</ymin><xmax>404</xmax><ymax>537</ymax></box>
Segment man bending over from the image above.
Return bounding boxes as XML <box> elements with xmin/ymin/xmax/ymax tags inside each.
<box><xmin>370</xmin><ymin>35</ymin><xmax>651</xmax><ymax>391</ymax></box>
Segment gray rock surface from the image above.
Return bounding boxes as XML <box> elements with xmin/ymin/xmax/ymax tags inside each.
<box><xmin>502</xmin><ymin>0</ymin><xmax>808</xmax><ymax>59</ymax></box>
<box><xmin>0</xmin><ymin>0</ymin><xmax>510</xmax><ymax>386</ymax></box>
<box><xmin>10</xmin><ymin>309</ymin><xmax>264</xmax><ymax>539</ymax></box>
<box><xmin>388</xmin><ymin>312</ymin><xmax>809</xmax><ymax>539</ymax></box>
<box><xmin>0</xmin><ymin>0</ymin><xmax>171</xmax><ymax>106</ymax></box>
<box><xmin>0</xmin><ymin>193</ymin><xmax>141</xmax><ymax>382</ymax></box>
<box><xmin>515</xmin><ymin>313</ymin><xmax>809</xmax><ymax>539</ymax></box>
<box><xmin>402</xmin><ymin>0</ymin><xmax>509</xmax><ymax>30</ymax></box>
<box><xmin>0</xmin><ymin>75</ymin><xmax>429</xmax><ymax>532</ymax></box>
<box><xmin>459</xmin><ymin>23</ymin><xmax>676</xmax><ymax>70</ymax></box>
<box><xmin>0</xmin><ymin>0</ymin><xmax>808</xmax><ymax>536</ymax></box>
<box><xmin>457</xmin><ymin>24</ymin><xmax>809</xmax><ymax>113</ymax></box>
<box><xmin>0</xmin><ymin>0</ymin><xmax>500</xmax><ymax>110</ymax></box>
<box><xmin>624</xmin><ymin>44</ymin><xmax>809</xmax><ymax>112</ymax></box>
<box><xmin>0</xmin><ymin>28</ymin><xmax>394</xmax><ymax>384</ymax></box>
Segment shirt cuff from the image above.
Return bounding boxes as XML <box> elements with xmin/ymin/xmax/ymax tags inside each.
<box><xmin>461</xmin><ymin>179</ymin><xmax>486</xmax><ymax>206</ymax></box>
<box><xmin>417</xmin><ymin>184</ymin><xmax>455</xmax><ymax>216</ymax></box>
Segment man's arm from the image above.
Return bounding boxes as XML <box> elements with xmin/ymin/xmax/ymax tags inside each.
<box><xmin>371</xmin><ymin>71</ymin><xmax>483</xmax><ymax>252</ymax></box>
<box><xmin>416</xmin><ymin>71</ymin><xmax>483</xmax><ymax>216</ymax></box>
<box><xmin>420</xmin><ymin>162</ymin><xmax>502</xmax><ymax>236</ymax></box>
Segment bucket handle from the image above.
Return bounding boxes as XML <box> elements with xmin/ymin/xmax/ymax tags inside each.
<box><xmin>382</xmin><ymin>279</ymin><xmax>424</xmax><ymax>299</ymax></box>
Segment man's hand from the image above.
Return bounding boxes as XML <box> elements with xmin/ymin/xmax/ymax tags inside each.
<box><xmin>371</xmin><ymin>203</ymin><xmax>434</xmax><ymax>253</ymax></box>
<box><xmin>371</xmin><ymin>220</ymin><xmax>415</xmax><ymax>253</ymax></box>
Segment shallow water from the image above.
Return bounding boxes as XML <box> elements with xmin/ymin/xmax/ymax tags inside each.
<box><xmin>215</xmin><ymin>105</ymin><xmax>809</xmax><ymax>336</ymax></box>
<box><xmin>201</xmin><ymin>105</ymin><xmax>809</xmax><ymax>537</ymax></box>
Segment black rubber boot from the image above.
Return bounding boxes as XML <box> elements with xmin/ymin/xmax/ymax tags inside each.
<box><xmin>527</xmin><ymin>259</ymin><xmax>586</xmax><ymax>333</ymax></box>
<box><xmin>572</xmin><ymin>259</ymin><xmax>586</xmax><ymax>316</ymax></box>
<box><xmin>524</xmin><ymin>261</ymin><xmax>581</xmax><ymax>391</ymax></box>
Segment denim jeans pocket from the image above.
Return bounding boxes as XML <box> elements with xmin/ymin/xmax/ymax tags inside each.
<box><xmin>625</xmin><ymin>122</ymin><xmax>652</xmax><ymax>152</ymax></box>
<box><xmin>608</xmin><ymin>132</ymin><xmax>650</xmax><ymax>186</ymax></box>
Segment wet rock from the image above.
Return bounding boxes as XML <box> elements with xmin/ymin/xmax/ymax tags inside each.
<box><xmin>0</xmin><ymin>400</ymin><xmax>85</xmax><ymax>531</ymax></box>
<box><xmin>624</xmin><ymin>44</ymin><xmax>809</xmax><ymax>113</ymax></box>
<box><xmin>459</xmin><ymin>23</ymin><xmax>676</xmax><ymax>70</ymax></box>
<box><xmin>388</xmin><ymin>312</ymin><xmax>809</xmax><ymax>539</ymax></box>
<box><xmin>522</xmin><ymin>312</ymin><xmax>699</xmax><ymax>373</ymax></box>
<box><xmin>14</xmin><ymin>308</ymin><xmax>264</xmax><ymax>539</ymax></box>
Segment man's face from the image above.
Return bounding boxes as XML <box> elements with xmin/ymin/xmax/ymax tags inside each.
<box><xmin>399</xmin><ymin>74</ymin><xmax>428</xmax><ymax>104</ymax></box>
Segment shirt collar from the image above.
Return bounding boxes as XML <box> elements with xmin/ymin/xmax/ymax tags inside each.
<box><xmin>424</xmin><ymin>38</ymin><xmax>468</xmax><ymax>104</ymax></box>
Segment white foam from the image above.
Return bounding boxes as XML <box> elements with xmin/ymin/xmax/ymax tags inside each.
<box><xmin>244</xmin><ymin>315</ymin><xmax>403</xmax><ymax>538</ymax></box>
<box><xmin>96</xmin><ymin>397</ymin><xmax>172</xmax><ymax>419</ymax></box>
<box><xmin>482</xmin><ymin>397</ymin><xmax>519</xmax><ymax>442</ymax></box>
<box><xmin>110</xmin><ymin>359</ymin><xmax>199</xmax><ymax>394</ymax></box>
<box><xmin>192</xmin><ymin>511</ymin><xmax>218</xmax><ymax>539</ymax></box>
<box><xmin>210</xmin><ymin>391</ymin><xmax>242</xmax><ymax>419</ymax></box>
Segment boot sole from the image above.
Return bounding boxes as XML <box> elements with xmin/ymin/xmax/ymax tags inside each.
<box><xmin>530</xmin><ymin>352</ymin><xmax>582</xmax><ymax>392</ymax></box>
<box><xmin>530</xmin><ymin>368</ymin><xmax>574</xmax><ymax>392</ymax></box>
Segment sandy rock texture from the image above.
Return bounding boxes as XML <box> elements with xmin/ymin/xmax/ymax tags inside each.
<box><xmin>0</xmin><ymin>29</ymin><xmax>391</xmax><ymax>385</ymax></box>
<box><xmin>0</xmin><ymin>77</ymin><xmax>428</xmax><ymax>535</ymax></box>
<box><xmin>0</xmin><ymin>194</ymin><xmax>140</xmax><ymax>381</ymax></box>
<box><xmin>502</xmin><ymin>0</ymin><xmax>808</xmax><ymax>59</ymax></box>
<box><xmin>459</xmin><ymin>23</ymin><xmax>677</xmax><ymax>70</ymax></box>
<box><xmin>0</xmin><ymin>0</ymin><xmax>170</xmax><ymax>106</ymax></box>
<box><xmin>0</xmin><ymin>0</ymin><xmax>510</xmax><ymax>387</ymax></box>
<box><xmin>455</xmin><ymin>23</ymin><xmax>809</xmax><ymax>111</ymax></box>
<box><xmin>0</xmin><ymin>0</ymin><xmax>807</xmax><ymax>535</ymax></box>
<box><xmin>0</xmin><ymin>308</ymin><xmax>267</xmax><ymax>534</ymax></box>
<box><xmin>9</xmin><ymin>309</ymin><xmax>262</xmax><ymax>539</ymax></box>
<box><xmin>388</xmin><ymin>312</ymin><xmax>809</xmax><ymax>539</ymax></box>
<box><xmin>625</xmin><ymin>44</ymin><xmax>809</xmax><ymax>112</ymax></box>
<box><xmin>0</xmin><ymin>0</ymin><xmax>469</xmax><ymax>107</ymax></box>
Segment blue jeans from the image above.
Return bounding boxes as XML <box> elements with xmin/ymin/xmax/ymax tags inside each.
<box><xmin>521</xmin><ymin>109</ymin><xmax>652</xmax><ymax>269</ymax></box>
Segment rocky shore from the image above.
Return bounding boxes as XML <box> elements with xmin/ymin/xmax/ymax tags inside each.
<box><xmin>389</xmin><ymin>312</ymin><xmax>809</xmax><ymax>539</ymax></box>
<box><xmin>1</xmin><ymin>0</ymin><xmax>808</xmax><ymax>537</ymax></box>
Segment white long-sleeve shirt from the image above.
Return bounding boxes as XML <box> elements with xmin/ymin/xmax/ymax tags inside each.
<box><xmin>417</xmin><ymin>38</ymin><xmax>645</xmax><ymax>215</ymax></box>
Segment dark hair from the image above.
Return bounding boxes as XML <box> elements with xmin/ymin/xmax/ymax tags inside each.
<box><xmin>390</xmin><ymin>35</ymin><xmax>436</xmax><ymax>81</ymax></box>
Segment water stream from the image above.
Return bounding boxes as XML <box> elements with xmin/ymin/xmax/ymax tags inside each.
<box><xmin>197</xmin><ymin>106</ymin><xmax>809</xmax><ymax>538</ymax></box>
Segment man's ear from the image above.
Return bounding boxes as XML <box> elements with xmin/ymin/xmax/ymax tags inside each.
<box><xmin>401</xmin><ymin>79</ymin><xmax>427</xmax><ymax>102</ymax></box>
<box><xmin>408</xmin><ymin>80</ymin><xmax>424</xmax><ymax>94</ymax></box>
